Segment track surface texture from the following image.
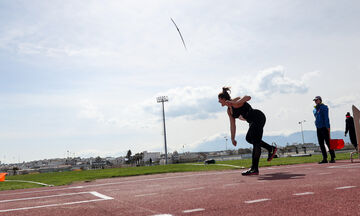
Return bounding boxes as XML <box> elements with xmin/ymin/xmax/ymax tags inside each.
<box><xmin>1</xmin><ymin>160</ymin><xmax>359</xmax><ymax>216</ymax></box>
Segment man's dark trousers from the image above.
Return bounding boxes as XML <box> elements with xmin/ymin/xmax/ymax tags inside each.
<box><xmin>317</xmin><ymin>127</ymin><xmax>335</xmax><ymax>160</ymax></box>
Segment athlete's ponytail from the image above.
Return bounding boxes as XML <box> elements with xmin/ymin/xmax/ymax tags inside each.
<box><xmin>218</xmin><ymin>87</ymin><xmax>231</xmax><ymax>100</ymax></box>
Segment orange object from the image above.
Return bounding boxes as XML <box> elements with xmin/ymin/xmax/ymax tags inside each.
<box><xmin>0</xmin><ymin>173</ymin><xmax>7</xmax><ymax>182</ymax></box>
<box><xmin>330</xmin><ymin>139</ymin><xmax>345</xmax><ymax>150</ymax></box>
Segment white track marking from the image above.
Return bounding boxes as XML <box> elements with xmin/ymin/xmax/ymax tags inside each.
<box><xmin>183</xmin><ymin>208</ymin><xmax>205</xmax><ymax>213</ymax></box>
<box><xmin>317</xmin><ymin>172</ymin><xmax>332</xmax><ymax>175</ymax></box>
<box><xmin>189</xmin><ymin>163</ymin><xmax>244</xmax><ymax>168</ymax></box>
<box><xmin>0</xmin><ymin>191</ymin><xmax>113</xmax><ymax>213</ymax></box>
<box><xmin>184</xmin><ymin>187</ymin><xmax>205</xmax><ymax>191</ymax></box>
<box><xmin>71</xmin><ymin>186</ymin><xmax>84</xmax><ymax>189</ymax></box>
<box><xmin>214</xmin><ymin>164</ymin><xmax>244</xmax><ymax>168</ymax></box>
<box><xmin>0</xmin><ymin>186</ymin><xmax>92</xmax><ymax>197</ymax></box>
<box><xmin>134</xmin><ymin>193</ymin><xmax>158</xmax><ymax>197</ymax></box>
<box><xmin>152</xmin><ymin>214</ymin><xmax>173</xmax><ymax>216</ymax></box>
<box><xmin>0</xmin><ymin>191</ymin><xmax>91</xmax><ymax>203</ymax></box>
<box><xmin>0</xmin><ymin>199</ymin><xmax>106</xmax><ymax>213</ymax></box>
<box><xmin>245</xmin><ymin>198</ymin><xmax>270</xmax><ymax>204</ymax></box>
<box><xmin>223</xmin><ymin>183</ymin><xmax>241</xmax><ymax>187</ymax></box>
<box><xmin>5</xmin><ymin>180</ymin><xmax>53</xmax><ymax>187</ymax></box>
<box><xmin>293</xmin><ymin>192</ymin><xmax>314</xmax><ymax>196</ymax></box>
<box><xmin>90</xmin><ymin>191</ymin><xmax>113</xmax><ymax>200</ymax></box>
<box><xmin>328</xmin><ymin>164</ymin><xmax>360</xmax><ymax>169</ymax></box>
<box><xmin>263</xmin><ymin>167</ymin><xmax>279</xmax><ymax>170</ymax></box>
<box><xmin>335</xmin><ymin>186</ymin><xmax>356</xmax><ymax>190</ymax></box>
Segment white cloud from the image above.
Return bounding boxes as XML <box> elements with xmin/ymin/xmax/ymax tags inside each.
<box><xmin>301</xmin><ymin>70</ymin><xmax>320</xmax><ymax>82</ymax></box>
<box><xmin>328</xmin><ymin>95</ymin><xmax>360</xmax><ymax>109</ymax></box>
<box><xmin>251</xmin><ymin>66</ymin><xmax>308</xmax><ymax>96</ymax></box>
<box><xmin>78</xmin><ymin>100</ymin><xmax>116</xmax><ymax>125</ymax></box>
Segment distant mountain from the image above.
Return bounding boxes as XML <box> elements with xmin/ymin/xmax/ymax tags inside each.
<box><xmin>191</xmin><ymin>130</ymin><xmax>350</xmax><ymax>152</ymax></box>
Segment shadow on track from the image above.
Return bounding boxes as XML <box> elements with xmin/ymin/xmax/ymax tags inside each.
<box><xmin>258</xmin><ymin>172</ymin><xmax>305</xmax><ymax>180</ymax></box>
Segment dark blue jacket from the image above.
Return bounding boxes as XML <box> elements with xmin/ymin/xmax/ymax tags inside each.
<box><xmin>313</xmin><ymin>104</ymin><xmax>330</xmax><ymax>129</ymax></box>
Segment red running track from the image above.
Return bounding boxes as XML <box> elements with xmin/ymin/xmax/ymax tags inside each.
<box><xmin>0</xmin><ymin>160</ymin><xmax>359</xmax><ymax>216</ymax></box>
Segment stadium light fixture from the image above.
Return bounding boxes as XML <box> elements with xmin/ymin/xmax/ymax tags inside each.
<box><xmin>298</xmin><ymin>120</ymin><xmax>306</xmax><ymax>145</ymax></box>
<box><xmin>157</xmin><ymin>96</ymin><xmax>169</xmax><ymax>164</ymax></box>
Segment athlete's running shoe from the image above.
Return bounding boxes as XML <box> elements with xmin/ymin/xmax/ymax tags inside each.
<box><xmin>241</xmin><ymin>169</ymin><xmax>259</xmax><ymax>176</ymax></box>
<box><xmin>267</xmin><ymin>147</ymin><xmax>277</xmax><ymax>161</ymax></box>
<box><xmin>318</xmin><ymin>160</ymin><xmax>328</xmax><ymax>164</ymax></box>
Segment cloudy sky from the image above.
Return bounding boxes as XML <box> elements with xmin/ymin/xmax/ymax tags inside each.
<box><xmin>1</xmin><ymin>0</ymin><xmax>359</xmax><ymax>163</ymax></box>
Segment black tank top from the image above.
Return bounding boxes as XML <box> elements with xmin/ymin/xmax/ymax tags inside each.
<box><xmin>231</xmin><ymin>102</ymin><xmax>253</xmax><ymax>120</ymax></box>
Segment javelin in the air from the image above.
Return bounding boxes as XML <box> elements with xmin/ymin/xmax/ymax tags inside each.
<box><xmin>170</xmin><ymin>18</ymin><xmax>187</xmax><ymax>51</ymax></box>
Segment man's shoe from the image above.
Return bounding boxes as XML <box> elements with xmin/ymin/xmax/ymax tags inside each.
<box><xmin>318</xmin><ymin>160</ymin><xmax>328</xmax><ymax>164</ymax></box>
<box><xmin>241</xmin><ymin>169</ymin><xmax>259</xmax><ymax>176</ymax></box>
<box><xmin>329</xmin><ymin>159</ymin><xmax>336</xmax><ymax>163</ymax></box>
<box><xmin>267</xmin><ymin>147</ymin><xmax>277</xmax><ymax>162</ymax></box>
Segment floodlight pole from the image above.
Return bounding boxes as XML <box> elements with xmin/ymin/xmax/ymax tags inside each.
<box><xmin>224</xmin><ymin>136</ymin><xmax>228</xmax><ymax>151</ymax></box>
<box><xmin>157</xmin><ymin>96</ymin><xmax>169</xmax><ymax>164</ymax></box>
<box><xmin>298</xmin><ymin>120</ymin><xmax>306</xmax><ymax>145</ymax></box>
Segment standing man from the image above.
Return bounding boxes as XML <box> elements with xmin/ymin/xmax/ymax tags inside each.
<box><xmin>345</xmin><ymin>112</ymin><xmax>358</xmax><ymax>150</ymax></box>
<box><xmin>313</xmin><ymin>96</ymin><xmax>335</xmax><ymax>163</ymax></box>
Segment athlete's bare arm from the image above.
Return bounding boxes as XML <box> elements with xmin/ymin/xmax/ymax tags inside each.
<box><xmin>225</xmin><ymin>95</ymin><xmax>251</xmax><ymax>108</ymax></box>
<box><xmin>227</xmin><ymin>108</ymin><xmax>237</xmax><ymax>146</ymax></box>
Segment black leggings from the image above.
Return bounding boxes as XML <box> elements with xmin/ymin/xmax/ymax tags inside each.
<box><xmin>245</xmin><ymin>110</ymin><xmax>273</xmax><ymax>171</ymax></box>
<box><xmin>317</xmin><ymin>127</ymin><xmax>335</xmax><ymax>160</ymax></box>
<box><xmin>349</xmin><ymin>131</ymin><xmax>358</xmax><ymax>149</ymax></box>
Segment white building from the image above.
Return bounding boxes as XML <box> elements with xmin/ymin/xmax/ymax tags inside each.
<box><xmin>143</xmin><ymin>151</ymin><xmax>161</xmax><ymax>163</ymax></box>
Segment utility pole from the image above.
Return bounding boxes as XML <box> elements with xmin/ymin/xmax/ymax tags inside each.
<box><xmin>157</xmin><ymin>96</ymin><xmax>169</xmax><ymax>164</ymax></box>
<box><xmin>224</xmin><ymin>136</ymin><xmax>228</xmax><ymax>151</ymax></box>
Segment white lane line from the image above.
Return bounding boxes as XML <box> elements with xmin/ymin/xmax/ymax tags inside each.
<box><xmin>263</xmin><ymin>167</ymin><xmax>279</xmax><ymax>170</ymax></box>
<box><xmin>328</xmin><ymin>164</ymin><xmax>360</xmax><ymax>169</ymax></box>
<box><xmin>318</xmin><ymin>172</ymin><xmax>332</xmax><ymax>175</ymax></box>
<box><xmin>184</xmin><ymin>187</ymin><xmax>205</xmax><ymax>191</ymax></box>
<box><xmin>214</xmin><ymin>164</ymin><xmax>245</xmax><ymax>168</ymax></box>
<box><xmin>0</xmin><ymin>198</ymin><xmax>106</xmax><ymax>213</ymax></box>
<box><xmin>90</xmin><ymin>191</ymin><xmax>113</xmax><ymax>200</ymax></box>
<box><xmin>244</xmin><ymin>198</ymin><xmax>270</xmax><ymax>204</ymax></box>
<box><xmin>134</xmin><ymin>193</ymin><xmax>158</xmax><ymax>197</ymax></box>
<box><xmin>183</xmin><ymin>208</ymin><xmax>205</xmax><ymax>213</ymax></box>
<box><xmin>293</xmin><ymin>192</ymin><xmax>314</xmax><ymax>196</ymax></box>
<box><xmin>223</xmin><ymin>183</ymin><xmax>241</xmax><ymax>187</ymax></box>
<box><xmin>189</xmin><ymin>163</ymin><xmax>244</xmax><ymax>168</ymax></box>
<box><xmin>152</xmin><ymin>214</ymin><xmax>173</xmax><ymax>216</ymax></box>
<box><xmin>335</xmin><ymin>186</ymin><xmax>356</xmax><ymax>190</ymax></box>
<box><xmin>71</xmin><ymin>186</ymin><xmax>84</xmax><ymax>189</ymax></box>
<box><xmin>0</xmin><ymin>186</ymin><xmax>91</xmax><ymax>197</ymax></box>
<box><xmin>5</xmin><ymin>180</ymin><xmax>54</xmax><ymax>187</ymax></box>
<box><xmin>0</xmin><ymin>191</ymin><xmax>113</xmax><ymax>213</ymax></box>
<box><xmin>0</xmin><ymin>191</ymin><xmax>91</xmax><ymax>203</ymax></box>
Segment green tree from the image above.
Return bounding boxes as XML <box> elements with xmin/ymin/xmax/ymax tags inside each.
<box><xmin>95</xmin><ymin>156</ymin><xmax>102</xmax><ymax>163</ymax></box>
<box><xmin>126</xmin><ymin>150</ymin><xmax>132</xmax><ymax>159</ymax></box>
<box><xmin>125</xmin><ymin>150</ymin><xmax>132</xmax><ymax>164</ymax></box>
<box><xmin>12</xmin><ymin>167</ymin><xmax>19</xmax><ymax>175</ymax></box>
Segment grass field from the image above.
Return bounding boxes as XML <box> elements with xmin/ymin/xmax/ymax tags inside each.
<box><xmin>0</xmin><ymin>152</ymin><xmax>356</xmax><ymax>191</ymax></box>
